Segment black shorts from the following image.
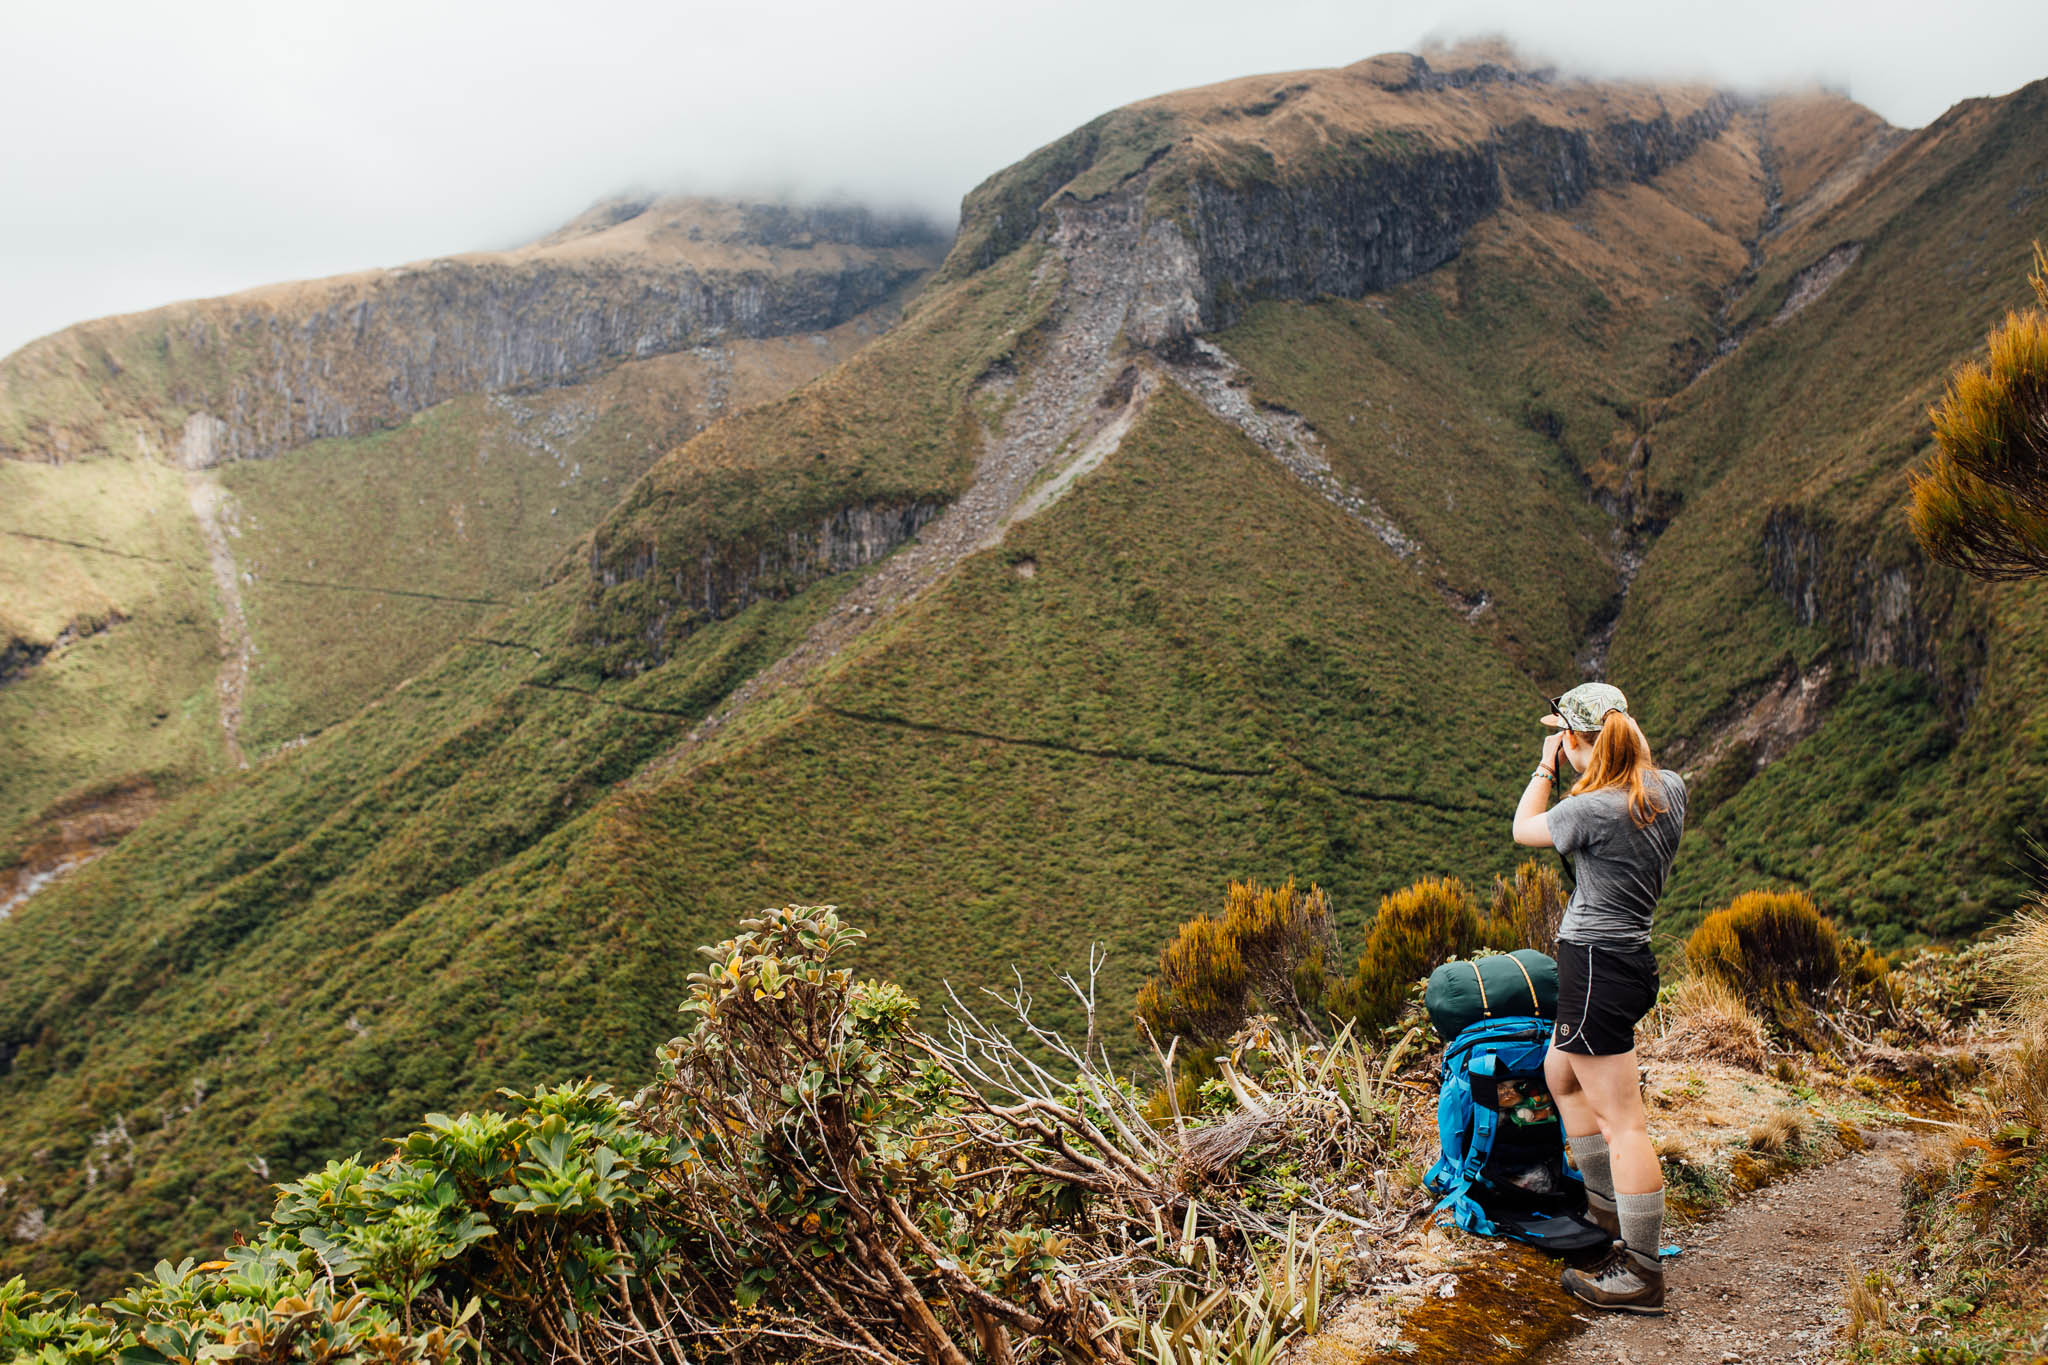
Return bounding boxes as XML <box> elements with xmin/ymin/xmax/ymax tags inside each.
<box><xmin>1553</xmin><ymin>939</ymin><xmax>1659</xmax><ymax>1056</ymax></box>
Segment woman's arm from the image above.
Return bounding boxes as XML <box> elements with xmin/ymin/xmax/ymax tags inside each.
<box><xmin>1513</xmin><ymin>731</ymin><xmax>1566</xmax><ymax>847</ymax></box>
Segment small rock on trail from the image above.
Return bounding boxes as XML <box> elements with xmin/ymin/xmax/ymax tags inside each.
<box><xmin>1534</xmin><ymin>1128</ymin><xmax>1911</xmax><ymax>1365</ymax></box>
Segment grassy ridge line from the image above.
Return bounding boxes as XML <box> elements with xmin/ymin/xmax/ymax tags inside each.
<box><xmin>0</xmin><ymin>224</ymin><xmax>939</xmax><ymax>468</ymax></box>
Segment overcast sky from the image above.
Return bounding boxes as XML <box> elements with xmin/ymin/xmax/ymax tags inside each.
<box><xmin>4</xmin><ymin>0</ymin><xmax>2043</xmax><ymax>359</ymax></box>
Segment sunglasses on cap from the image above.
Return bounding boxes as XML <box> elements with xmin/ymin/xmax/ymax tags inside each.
<box><xmin>1546</xmin><ymin>695</ymin><xmax>1601</xmax><ymax>734</ymax></box>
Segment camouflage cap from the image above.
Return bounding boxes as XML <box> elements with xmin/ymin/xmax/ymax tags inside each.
<box><xmin>1543</xmin><ymin>681</ymin><xmax>1629</xmax><ymax>733</ymax></box>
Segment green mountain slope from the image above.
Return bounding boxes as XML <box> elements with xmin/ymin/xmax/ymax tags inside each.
<box><xmin>1609</xmin><ymin>78</ymin><xmax>2048</xmax><ymax>938</ymax></box>
<box><xmin>1</xmin><ymin>199</ymin><xmax>943</xmax><ymax>879</ymax></box>
<box><xmin>3</xmin><ymin>46</ymin><xmax>2045</xmax><ymax>1292</ymax></box>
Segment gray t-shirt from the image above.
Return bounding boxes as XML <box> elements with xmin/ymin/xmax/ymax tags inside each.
<box><xmin>1548</xmin><ymin>770</ymin><xmax>1688</xmax><ymax>947</ymax></box>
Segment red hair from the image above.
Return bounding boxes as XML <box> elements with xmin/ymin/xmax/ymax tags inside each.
<box><xmin>1569</xmin><ymin>710</ymin><xmax>1667</xmax><ymax>828</ymax></box>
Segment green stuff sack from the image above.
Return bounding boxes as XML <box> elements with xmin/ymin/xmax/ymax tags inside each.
<box><xmin>1425</xmin><ymin>951</ymin><xmax>1558</xmax><ymax>1041</ymax></box>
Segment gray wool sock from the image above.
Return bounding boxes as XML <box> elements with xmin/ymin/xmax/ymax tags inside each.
<box><xmin>1567</xmin><ymin>1133</ymin><xmax>1615</xmax><ymax>1203</ymax></box>
<box><xmin>1615</xmin><ymin>1188</ymin><xmax>1665</xmax><ymax>1268</ymax></box>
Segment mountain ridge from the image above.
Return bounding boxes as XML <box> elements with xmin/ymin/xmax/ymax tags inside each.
<box><xmin>0</xmin><ymin>194</ymin><xmax>946</xmax><ymax>866</ymax></box>
<box><xmin>2</xmin><ymin>48</ymin><xmax>2045</xmax><ymax>1295</ymax></box>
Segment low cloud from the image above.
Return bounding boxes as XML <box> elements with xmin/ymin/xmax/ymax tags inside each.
<box><xmin>4</xmin><ymin>0</ymin><xmax>2041</xmax><ymax>357</ymax></box>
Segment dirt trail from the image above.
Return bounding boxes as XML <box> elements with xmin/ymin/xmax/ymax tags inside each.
<box><xmin>1533</xmin><ymin>1128</ymin><xmax>1912</xmax><ymax>1365</ymax></box>
<box><xmin>184</xmin><ymin>470</ymin><xmax>252</xmax><ymax>768</ymax></box>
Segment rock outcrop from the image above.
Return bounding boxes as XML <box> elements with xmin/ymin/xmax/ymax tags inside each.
<box><xmin>0</xmin><ymin>198</ymin><xmax>949</xmax><ymax>467</ymax></box>
<box><xmin>578</xmin><ymin>499</ymin><xmax>946</xmax><ymax>675</ymax></box>
<box><xmin>946</xmin><ymin>48</ymin><xmax>1738</xmax><ymax>344</ymax></box>
<box><xmin>1761</xmin><ymin>505</ymin><xmax>1984</xmax><ymax>713</ymax></box>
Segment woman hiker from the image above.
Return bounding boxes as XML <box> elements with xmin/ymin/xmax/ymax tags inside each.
<box><xmin>1512</xmin><ymin>681</ymin><xmax>1688</xmax><ymax>1315</ymax></box>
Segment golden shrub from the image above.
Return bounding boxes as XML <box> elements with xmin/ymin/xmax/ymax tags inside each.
<box><xmin>1485</xmin><ymin>859</ymin><xmax>1567</xmax><ymax>955</ymax></box>
<box><xmin>1332</xmin><ymin>876</ymin><xmax>1489</xmax><ymax>1030</ymax></box>
<box><xmin>1684</xmin><ymin>890</ymin><xmax>1885</xmax><ymax>1023</ymax></box>
<box><xmin>1910</xmin><ymin>243</ymin><xmax>2048</xmax><ymax>580</ymax></box>
<box><xmin>1136</xmin><ymin>878</ymin><xmax>1333</xmax><ymax>1049</ymax></box>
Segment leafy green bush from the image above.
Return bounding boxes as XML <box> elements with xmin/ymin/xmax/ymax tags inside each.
<box><xmin>6</xmin><ymin>906</ymin><xmax>1382</xmax><ymax>1364</ymax></box>
<box><xmin>0</xmin><ymin>1252</ymin><xmax>472</xmax><ymax>1365</ymax></box>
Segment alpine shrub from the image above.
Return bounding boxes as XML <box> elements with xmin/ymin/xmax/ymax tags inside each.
<box><xmin>1137</xmin><ymin>878</ymin><xmax>1334</xmax><ymax>1048</ymax></box>
<box><xmin>1485</xmin><ymin>860</ymin><xmax>1568</xmax><ymax>956</ymax></box>
<box><xmin>1334</xmin><ymin>877</ymin><xmax>1490</xmax><ymax>1031</ymax></box>
<box><xmin>1910</xmin><ymin>242</ymin><xmax>2048</xmax><ymax>580</ymax></box>
<box><xmin>1684</xmin><ymin>890</ymin><xmax>1888</xmax><ymax>1035</ymax></box>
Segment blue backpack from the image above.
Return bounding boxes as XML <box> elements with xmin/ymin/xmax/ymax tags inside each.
<box><xmin>1424</xmin><ymin>1015</ymin><xmax>1609</xmax><ymax>1253</ymax></box>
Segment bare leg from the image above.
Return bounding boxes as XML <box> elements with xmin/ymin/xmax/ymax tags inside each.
<box><xmin>1545</xmin><ymin>1044</ymin><xmax>1601</xmax><ymax>1138</ymax></box>
<box><xmin>1562</xmin><ymin>1048</ymin><xmax>1659</xmax><ymax>1194</ymax></box>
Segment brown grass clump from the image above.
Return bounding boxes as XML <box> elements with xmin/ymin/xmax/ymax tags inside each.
<box><xmin>1993</xmin><ymin>1018</ymin><xmax>2048</xmax><ymax>1132</ymax></box>
<box><xmin>1746</xmin><ymin>1108</ymin><xmax>1806</xmax><ymax>1155</ymax></box>
<box><xmin>1842</xmin><ymin>1259</ymin><xmax>1888</xmax><ymax>1343</ymax></box>
<box><xmin>1654</xmin><ymin>974</ymin><xmax>1772</xmax><ymax>1070</ymax></box>
<box><xmin>1652</xmin><ymin>1133</ymin><xmax>1701</xmax><ymax>1165</ymax></box>
<box><xmin>1990</xmin><ymin>905</ymin><xmax>2048</xmax><ymax>1024</ymax></box>
<box><xmin>1981</xmin><ymin>908</ymin><xmax>2048</xmax><ymax>1130</ymax></box>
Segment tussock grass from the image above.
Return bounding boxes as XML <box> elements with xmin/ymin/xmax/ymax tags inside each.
<box><xmin>1991</xmin><ymin>906</ymin><xmax>2048</xmax><ymax>1024</ymax></box>
<box><xmin>1995</xmin><ymin>1019</ymin><xmax>2048</xmax><ymax>1133</ymax></box>
<box><xmin>1745</xmin><ymin>1108</ymin><xmax>1806</xmax><ymax>1154</ymax></box>
<box><xmin>1655</xmin><ymin>974</ymin><xmax>1771</xmax><ymax>1071</ymax></box>
<box><xmin>1842</xmin><ymin>1258</ymin><xmax>1889</xmax><ymax>1343</ymax></box>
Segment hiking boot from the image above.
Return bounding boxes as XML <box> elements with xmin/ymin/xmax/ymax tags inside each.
<box><xmin>1560</xmin><ymin>1244</ymin><xmax>1666</xmax><ymax>1315</ymax></box>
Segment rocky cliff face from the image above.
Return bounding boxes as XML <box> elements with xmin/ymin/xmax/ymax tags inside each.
<box><xmin>945</xmin><ymin>51</ymin><xmax>1739</xmax><ymax>344</ymax></box>
<box><xmin>1163</xmin><ymin>95</ymin><xmax>1738</xmax><ymax>335</ymax></box>
<box><xmin>0</xmin><ymin>199</ymin><xmax>949</xmax><ymax>467</ymax></box>
<box><xmin>1761</xmin><ymin>505</ymin><xmax>1985</xmax><ymax>713</ymax></box>
<box><xmin>578</xmin><ymin>499</ymin><xmax>945</xmax><ymax>675</ymax></box>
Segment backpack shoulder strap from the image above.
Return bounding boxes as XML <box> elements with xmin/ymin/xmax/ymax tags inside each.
<box><xmin>1430</xmin><ymin>1049</ymin><xmax>1505</xmax><ymax>1236</ymax></box>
